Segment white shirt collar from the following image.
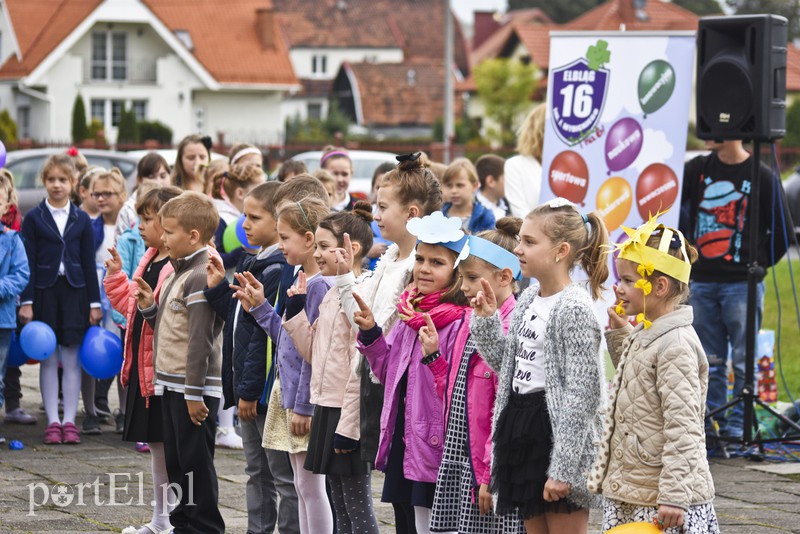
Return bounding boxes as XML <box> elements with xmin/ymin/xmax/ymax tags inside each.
<box><xmin>45</xmin><ymin>198</ymin><xmax>70</xmax><ymax>214</ymax></box>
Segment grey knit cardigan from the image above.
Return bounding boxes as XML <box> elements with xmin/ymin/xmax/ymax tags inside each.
<box><xmin>470</xmin><ymin>283</ymin><xmax>606</xmax><ymax>510</ymax></box>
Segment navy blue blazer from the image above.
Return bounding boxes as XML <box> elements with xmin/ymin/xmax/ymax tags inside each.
<box><xmin>20</xmin><ymin>200</ymin><xmax>101</xmax><ymax>305</ymax></box>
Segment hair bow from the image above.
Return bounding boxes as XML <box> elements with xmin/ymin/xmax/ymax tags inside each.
<box><xmin>200</xmin><ymin>136</ymin><xmax>213</xmax><ymax>150</ymax></box>
<box><xmin>67</xmin><ymin>146</ymin><xmax>79</xmax><ymax>157</ymax></box>
<box><xmin>396</xmin><ymin>152</ymin><xmax>421</xmax><ymax>164</ymax></box>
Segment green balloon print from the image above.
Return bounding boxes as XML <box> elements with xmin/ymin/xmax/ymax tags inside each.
<box><xmin>638</xmin><ymin>60</ymin><xmax>676</xmax><ymax>116</ymax></box>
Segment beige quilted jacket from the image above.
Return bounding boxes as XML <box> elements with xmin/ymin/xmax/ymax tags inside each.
<box><xmin>587</xmin><ymin>306</ymin><xmax>715</xmax><ymax>509</ymax></box>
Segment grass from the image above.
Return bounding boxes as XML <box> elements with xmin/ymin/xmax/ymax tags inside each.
<box><xmin>763</xmin><ymin>254</ymin><xmax>800</xmax><ymax>403</ymax></box>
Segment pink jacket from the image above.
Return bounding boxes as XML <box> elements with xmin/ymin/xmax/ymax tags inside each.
<box><xmin>104</xmin><ymin>247</ymin><xmax>173</xmax><ymax>400</ymax></box>
<box><xmin>427</xmin><ymin>295</ymin><xmax>516</xmax><ymax>486</ymax></box>
<box><xmin>358</xmin><ymin>309</ymin><xmax>466</xmax><ymax>483</ymax></box>
<box><xmin>283</xmin><ymin>285</ymin><xmax>361</xmax><ymax>440</ymax></box>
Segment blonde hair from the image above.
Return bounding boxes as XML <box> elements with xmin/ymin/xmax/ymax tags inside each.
<box><xmin>0</xmin><ymin>169</ymin><xmax>17</xmax><ymax>204</ymax></box>
<box><xmin>528</xmin><ymin>203</ymin><xmax>609</xmax><ymax>300</ymax></box>
<box><xmin>381</xmin><ymin>155</ymin><xmax>442</xmax><ymax>215</ymax></box>
<box><xmin>92</xmin><ymin>168</ymin><xmax>128</xmax><ymax>202</ymax></box>
<box><xmin>442</xmin><ymin>157</ymin><xmax>479</xmax><ymax>186</ymax></box>
<box><xmin>40</xmin><ymin>154</ymin><xmax>78</xmax><ymax>188</ymax></box>
<box><xmin>461</xmin><ymin>217</ymin><xmax>522</xmax><ymax>291</ymax></box>
<box><xmin>276</xmin><ymin>196</ymin><xmax>330</xmax><ymax>236</ymax></box>
<box><xmin>211</xmin><ymin>163</ymin><xmax>263</xmax><ymax>200</ymax></box>
<box><xmin>202</xmin><ymin>159</ymin><xmax>228</xmax><ymax>197</ymax></box>
<box><xmin>159</xmin><ymin>191</ymin><xmax>219</xmax><ymax>243</ymax></box>
<box><xmin>313</xmin><ymin>169</ymin><xmax>335</xmax><ymax>190</ymax></box>
<box><xmin>516</xmin><ymin>103</ymin><xmax>546</xmax><ymax>161</ymax></box>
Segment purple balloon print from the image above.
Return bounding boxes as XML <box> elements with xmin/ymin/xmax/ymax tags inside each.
<box><xmin>605</xmin><ymin>118</ymin><xmax>643</xmax><ymax>173</ymax></box>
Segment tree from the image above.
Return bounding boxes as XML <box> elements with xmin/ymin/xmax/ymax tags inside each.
<box><xmin>71</xmin><ymin>94</ymin><xmax>88</xmax><ymax>144</ymax></box>
<box><xmin>507</xmin><ymin>0</ymin><xmax>603</xmax><ymax>23</ymax></box>
<box><xmin>782</xmin><ymin>99</ymin><xmax>800</xmax><ymax>147</ymax></box>
<box><xmin>727</xmin><ymin>0</ymin><xmax>800</xmax><ymax>41</ymax></box>
<box><xmin>116</xmin><ymin>104</ymin><xmax>139</xmax><ymax>145</ymax></box>
<box><xmin>672</xmin><ymin>0</ymin><xmax>724</xmax><ymax>15</ymax></box>
<box><xmin>473</xmin><ymin>58</ymin><xmax>538</xmax><ymax>146</ymax></box>
<box><xmin>0</xmin><ymin>110</ymin><xmax>17</xmax><ymax>144</ymax></box>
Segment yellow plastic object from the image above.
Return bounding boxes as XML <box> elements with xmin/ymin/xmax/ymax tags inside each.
<box><xmin>606</xmin><ymin>522</ymin><xmax>662</xmax><ymax>534</ymax></box>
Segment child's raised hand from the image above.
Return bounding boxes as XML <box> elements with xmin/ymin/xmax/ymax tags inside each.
<box><xmin>418</xmin><ymin>313</ymin><xmax>439</xmax><ymax>358</ymax></box>
<box><xmin>133</xmin><ymin>276</ymin><xmax>155</xmax><ymax>309</ymax></box>
<box><xmin>206</xmin><ymin>252</ymin><xmax>226</xmax><ymax>288</ymax></box>
<box><xmin>607</xmin><ymin>284</ymin><xmax>628</xmax><ymax>329</ymax></box>
<box><xmin>104</xmin><ymin>247</ymin><xmax>123</xmax><ymax>277</ymax></box>
<box><xmin>352</xmin><ymin>292</ymin><xmax>376</xmax><ymax>331</ymax></box>
<box><xmin>287</xmin><ymin>271</ymin><xmax>307</xmax><ymax>297</ymax></box>
<box><xmin>230</xmin><ymin>272</ymin><xmax>265</xmax><ymax>312</ymax></box>
<box><xmin>471</xmin><ymin>278</ymin><xmax>498</xmax><ymax>317</ymax></box>
<box><xmin>332</xmin><ymin>233</ymin><xmax>355</xmax><ymax>275</ymax></box>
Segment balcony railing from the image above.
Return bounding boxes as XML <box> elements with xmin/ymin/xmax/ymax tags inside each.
<box><xmin>85</xmin><ymin>58</ymin><xmax>157</xmax><ymax>84</ymax></box>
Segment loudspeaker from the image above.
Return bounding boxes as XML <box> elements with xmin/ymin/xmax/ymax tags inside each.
<box><xmin>696</xmin><ymin>14</ymin><xmax>788</xmax><ymax>141</ymax></box>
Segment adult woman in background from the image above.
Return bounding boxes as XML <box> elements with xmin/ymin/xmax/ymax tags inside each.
<box><xmin>504</xmin><ymin>104</ymin><xmax>545</xmax><ymax>218</ymax></box>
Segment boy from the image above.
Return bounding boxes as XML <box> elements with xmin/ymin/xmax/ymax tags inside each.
<box><xmin>204</xmin><ymin>182</ymin><xmax>301</xmax><ymax>534</ymax></box>
<box><xmin>135</xmin><ymin>191</ymin><xmax>225</xmax><ymax>533</ymax></box>
<box><xmin>0</xmin><ymin>177</ymin><xmax>30</xmax><ymax>444</ymax></box>
<box><xmin>441</xmin><ymin>157</ymin><xmax>496</xmax><ymax>233</ymax></box>
<box><xmin>475</xmin><ymin>154</ymin><xmax>511</xmax><ymax>220</ymax></box>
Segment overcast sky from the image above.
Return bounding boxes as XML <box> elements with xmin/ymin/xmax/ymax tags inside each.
<box><xmin>452</xmin><ymin>0</ymin><xmax>509</xmax><ymax>23</ymax></box>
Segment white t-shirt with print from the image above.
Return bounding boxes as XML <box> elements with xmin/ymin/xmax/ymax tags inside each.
<box><xmin>512</xmin><ymin>290</ymin><xmax>561</xmax><ymax>394</ymax></box>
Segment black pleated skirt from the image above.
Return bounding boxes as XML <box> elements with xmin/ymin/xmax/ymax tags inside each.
<box><xmin>33</xmin><ymin>277</ymin><xmax>89</xmax><ymax>347</ymax></box>
<box><xmin>304</xmin><ymin>405</ymin><xmax>371</xmax><ymax>476</ymax></box>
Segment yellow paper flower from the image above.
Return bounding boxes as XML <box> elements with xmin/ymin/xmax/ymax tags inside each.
<box><xmin>634</xmin><ymin>278</ymin><xmax>652</xmax><ymax>295</ymax></box>
<box><xmin>636</xmin><ymin>313</ymin><xmax>652</xmax><ymax>329</ymax></box>
<box><xmin>615</xmin><ymin>302</ymin><xmax>626</xmax><ymax>316</ymax></box>
<box><xmin>637</xmin><ymin>262</ymin><xmax>655</xmax><ymax>277</ymax></box>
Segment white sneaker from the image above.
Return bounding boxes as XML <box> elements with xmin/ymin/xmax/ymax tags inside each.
<box><xmin>215</xmin><ymin>426</ymin><xmax>243</xmax><ymax>449</ymax></box>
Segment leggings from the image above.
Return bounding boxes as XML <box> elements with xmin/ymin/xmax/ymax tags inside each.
<box><xmin>328</xmin><ymin>473</ymin><xmax>380</xmax><ymax>534</ymax></box>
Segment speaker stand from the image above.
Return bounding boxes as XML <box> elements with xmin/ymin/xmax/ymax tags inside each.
<box><xmin>705</xmin><ymin>139</ymin><xmax>800</xmax><ymax>458</ymax></box>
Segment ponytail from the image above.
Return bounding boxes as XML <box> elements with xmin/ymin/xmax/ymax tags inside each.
<box><xmin>579</xmin><ymin>212</ymin><xmax>610</xmax><ymax>300</ymax></box>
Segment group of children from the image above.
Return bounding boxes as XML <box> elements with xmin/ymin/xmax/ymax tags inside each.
<box><xmin>0</xmin><ymin>141</ymin><xmax>722</xmax><ymax>534</ymax></box>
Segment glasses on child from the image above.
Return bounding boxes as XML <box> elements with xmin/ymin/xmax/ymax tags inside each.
<box><xmin>91</xmin><ymin>191</ymin><xmax>118</xmax><ymax>199</ymax></box>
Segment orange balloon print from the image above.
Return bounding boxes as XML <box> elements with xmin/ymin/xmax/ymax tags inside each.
<box><xmin>596</xmin><ymin>176</ymin><xmax>633</xmax><ymax>231</ymax></box>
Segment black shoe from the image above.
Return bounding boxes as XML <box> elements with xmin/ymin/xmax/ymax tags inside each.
<box><xmin>114</xmin><ymin>410</ymin><xmax>125</xmax><ymax>434</ymax></box>
<box><xmin>95</xmin><ymin>400</ymin><xmax>112</xmax><ymax>420</ymax></box>
<box><xmin>83</xmin><ymin>414</ymin><xmax>102</xmax><ymax>435</ymax></box>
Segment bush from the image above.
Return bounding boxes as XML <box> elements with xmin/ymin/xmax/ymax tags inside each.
<box><xmin>117</xmin><ymin>105</ymin><xmax>139</xmax><ymax>144</ymax></box>
<box><xmin>71</xmin><ymin>94</ymin><xmax>88</xmax><ymax>143</ymax></box>
<box><xmin>0</xmin><ymin>109</ymin><xmax>18</xmax><ymax>144</ymax></box>
<box><xmin>138</xmin><ymin>120</ymin><xmax>173</xmax><ymax>145</ymax></box>
<box><xmin>88</xmin><ymin>119</ymin><xmax>106</xmax><ymax>145</ymax></box>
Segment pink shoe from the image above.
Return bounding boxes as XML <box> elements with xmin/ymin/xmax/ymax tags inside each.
<box><xmin>43</xmin><ymin>422</ymin><xmax>62</xmax><ymax>444</ymax></box>
<box><xmin>62</xmin><ymin>422</ymin><xmax>81</xmax><ymax>444</ymax></box>
<box><xmin>135</xmin><ymin>442</ymin><xmax>150</xmax><ymax>453</ymax></box>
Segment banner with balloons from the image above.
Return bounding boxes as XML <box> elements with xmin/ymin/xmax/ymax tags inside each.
<box><xmin>542</xmin><ymin>31</ymin><xmax>695</xmax><ymax>274</ymax></box>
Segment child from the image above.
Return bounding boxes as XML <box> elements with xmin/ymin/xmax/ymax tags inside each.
<box><xmin>424</xmin><ymin>218</ymin><xmax>525</xmax><ymax>534</ymax></box>
<box><xmin>242</xmin><ymin>196</ymin><xmax>334</xmax><ymax>534</ymax></box>
<box><xmin>441</xmin><ymin>158</ymin><xmax>495</xmax><ymax>234</ymax></box>
<box><xmin>589</xmin><ymin>217</ymin><xmax>719</xmax><ymax>533</ymax></box>
<box><xmin>114</xmin><ymin>152</ymin><xmax>172</xmax><ymax>243</ymax></box>
<box><xmin>134</xmin><ymin>191</ymin><xmax>225</xmax><ymax>532</ymax></box>
<box><xmin>321</xmin><ymin>146</ymin><xmax>367</xmax><ymax>211</ymax></box>
<box><xmin>204</xmin><ymin>182</ymin><xmax>300</xmax><ymax>534</ymax></box>
<box><xmin>0</xmin><ymin>176</ymin><xmax>30</xmax><ymax>444</ymax></box>
<box><xmin>211</xmin><ymin>164</ymin><xmax>265</xmax><ymax>271</ymax></box>
<box><xmin>105</xmin><ymin>185</ymin><xmax>183</xmax><ymax>534</ymax></box>
<box><xmin>172</xmin><ymin>134</ymin><xmax>211</xmax><ymax>192</ymax></box>
<box><xmin>312</xmin><ymin>169</ymin><xmax>336</xmax><ymax>207</ymax></box>
<box><xmin>469</xmin><ymin>198</ymin><xmax>608</xmax><ymax>534</ymax></box>
<box><xmin>353</xmin><ymin>211</ymin><xmax>470</xmax><ymax>534</ymax></box>
<box><xmin>77</xmin><ymin>167</ymin><xmax>103</xmax><ymax>219</ymax></box>
<box><xmin>278</xmin><ymin>160</ymin><xmax>308</xmax><ymax>183</ymax></box>
<box><xmin>229</xmin><ymin>143</ymin><xmax>264</xmax><ymax>168</ymax></box>
<box><xmin>67</xmin><ymin>147</ymin><xmax>90</xmax><ymax>208</ymax></box>
<box><xmin>19</xmin><ymin>154</ymin><xmax>103</xmax><ymax>445</ymax></box>
<box><xmin>0</xmin><ymin>169</ymin><xmax>21</xmax><ymax>231</ymax></box>
<box><xmin>366</xmin><ymin>162</ymin><xmax>396</xmax><ymax>270</ymax></box>
<box><xmin>475</xmin><ymin>154</ymin><xmax>511</xmax><ymax>221</ymax></box>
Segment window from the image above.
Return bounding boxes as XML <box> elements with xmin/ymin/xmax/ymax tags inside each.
<box><xmin>91</xmin><ymin>31</ymin><xmax>127</xmax><ymax>81</ymax></box>
<box><xmin>311</xmin><ymin>54</ymin><xmax>327</xmax><ymax>76</ymax></box>
<box><xmin>132</xmin><ymin>100</ymin><xmax>147</xmax><ymax>121</ymax></box>
<box><xmin>111</xmin><ymin>100</ymin><xmax>124</xmax><ymax>126</ymax></box>
<box><xmin>91</xmin><ymin>99</ymin><xmax>105</xmax><ymax>122</ymax></box>
<box><xmin>16</xmin><ymin>106</ymin><xmax>29</xmax><ymax>139</ymax></box>
<box><xmin>307</xmin><ymin>103</ymin><xmax>322</xmax><ymax>120</ymax></box>
<box><xmin>90</xmin><ymin>98</ymin><xmax>146</xmax><ymax>129</ymax></box>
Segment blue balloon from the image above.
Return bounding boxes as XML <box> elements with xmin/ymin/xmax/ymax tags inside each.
<box><xmin>19</xmin><ymin>321</ymin><xmax>57</xmax><ymax>360</ymax></box>
<box><xmin>235</xmin><ymin>214</ymin><xmax>252</xmax><ymax>248</ymax></box>
<box><xmin>7</xmin><ymin>332</ymin><xmax>29</xmax><ymax>367</ymax></box>
<box><xmin>0</xmin><ymin>140</ymin><xmax>6</xmax><ymax>168</ymax></box>
<box><xmin>80</xmin><ymin>326</ymin><xmax>123</xmax><ymax>380</ymax></box>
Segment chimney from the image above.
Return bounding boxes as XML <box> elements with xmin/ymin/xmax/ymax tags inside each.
<box><xmin>473</xmin><ymin>11</ymin><xmax>502</xmax><ymax>50</ymax></box>
<box><xmin>256</xmin><ymin>7</ymin><xmax>275</xmax><ymax>49</ymax></box>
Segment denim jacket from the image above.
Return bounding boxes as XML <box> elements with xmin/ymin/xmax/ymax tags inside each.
<box><xmin>0</xmin><ymin>225</ymin><xmax>29</xmax><ymax>328</ymax></box>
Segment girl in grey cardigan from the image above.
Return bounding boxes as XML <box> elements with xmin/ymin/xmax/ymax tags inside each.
<box><xmin>470</xmin><ymin>199</ymin><xmax>608</xmax><ymax>534</ymax></box>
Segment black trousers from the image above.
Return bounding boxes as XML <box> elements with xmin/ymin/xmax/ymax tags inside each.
<box><xmin>4</xmin><ymin>366</ymin><xmax>21</xmax><ymax>411</ymax></box>
<box><xmin>161</xmin><ymin>390</ymin><xmax>225</xmax><ymax>533</ymax></box>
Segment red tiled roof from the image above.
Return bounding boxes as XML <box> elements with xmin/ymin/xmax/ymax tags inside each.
<box><xmin>564</xmin><ymin>0</ymin><xmax>700</xmax><ymax>32</ymax></box>
<box><xmin>0</xmin><ymin>0</ymin><xmax>103</xmax><ymax>79</ymax></box>
<box><xmin>0</xmin><ymin>0</ymin><xmax>298</xmax><ymax>86</ymax></box>
<box><xmin>788</xmin><ymin>45</ymin><xmax>800</xmax><ymax>92</ymax></box>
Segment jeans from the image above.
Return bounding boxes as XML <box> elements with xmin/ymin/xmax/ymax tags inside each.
<box><xmin>690</xmin><ymin>280</ymin><xmax>764</xmax><ymax>438</ymax></box>
<box><xmin>240</xmin><ymin>411</ymin><xmax>300</xmax><ymax>534</ymax></box>
<box><xmin>0</xmin><ymin>329</ymin><xmax>11</xmax><ymax>408</ymax></box>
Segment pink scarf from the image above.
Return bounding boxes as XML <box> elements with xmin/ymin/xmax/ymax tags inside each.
<box><xmin>396</xmin><ymin>285</ymin><xmax>465</xmax><ymax>331</ymax></box>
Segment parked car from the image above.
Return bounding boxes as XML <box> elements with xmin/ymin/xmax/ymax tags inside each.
<box><xmin>281</xmin><ymin>150</ymin><xmax>397</xmax><ymax>194</ymax></box>
<box><xmin>8</xmin><ymin>148</ymin><xmax>139</xmax><ymax>215</ymax></box>
<box><xmin>124</xmin><ymin>149</ymin><xmax>228</xmax><ymax>167</ymax></box>
<box><xmin>783</xmin><ymin>167</ymin><xmax>800</xmax><ymax>241</ymax></box>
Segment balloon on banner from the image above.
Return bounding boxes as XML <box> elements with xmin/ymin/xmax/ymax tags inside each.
<box><xmin>80</xmin><ymin>326</ymin><xmax>123</xmax><ymax>379</ymax></box>
<box><xmin>605</xmin><ymin>118</ymin><xmax>643</xmax><ymax>173</ymax></box>
<box><xmin>234</xmin><ymin>214</ymin><xmax>252</xmax><ymax>249</ymax></box>
<box><xmin>223</xmin><ymin>221</ymin><xmax>243</xmax><ymax>252</ymax></box>
<box><xmin>7</xmin><ymin>332</ymin><xmax>29</xmax><ymax>367</ymax></box>
<box><xmin>636</xmin><ymin>163</ymin><xmax>679</xmax><ymax>220</ymax></box>
<box><xmin>596</xmin><ymin>177</ymin><xmax>633</xmax><ymax>232</ymax></box>
<box><xmin>548</xmin><ymin>150</ymin><xmax>590</xmax><ymax>205</ymax></box>
<box><xmin>19</xmin><ymin>321</ymin><xmax>57</xmax><ymax>360</ymax></box>
<box><xmin>606</xmin><ymin>522</ymin><xmax>662</xmax><ymax>534</ymax></box>
<box><xmin>0</xmin><ymin>140</ymin><xmax>6</xmax><ymax>168</ymax></box>
<box><xmin>638</xmin><ymin>60</ymin><xmax>676</xmax><ymax>117</ymax></box>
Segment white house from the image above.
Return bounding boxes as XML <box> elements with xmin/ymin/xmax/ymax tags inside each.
<box><xmin>0</xmin><ymin>0</ymin><xmax>299</xmax><ymax>145</ymax></box>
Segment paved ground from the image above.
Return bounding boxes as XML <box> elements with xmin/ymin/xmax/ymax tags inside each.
<box><xmin>1</xmin><ymin>366</ymin><xmax>800</xmax><ymax>533</ymax></box>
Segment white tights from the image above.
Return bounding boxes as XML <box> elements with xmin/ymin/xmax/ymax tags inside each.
<box><xmin>40</xmin><ymin>346</ymin><xmax>80</xmax><ymax>425</ymax></box>
<box><xmin>148</xmin><ymin>442</ymin><xmax>175</xmax><ymax>531</ymax></box>
<box><xmin>289</xmin><ymin>451</ymin><xmax>333</xmax><ymax>534</ymax></box>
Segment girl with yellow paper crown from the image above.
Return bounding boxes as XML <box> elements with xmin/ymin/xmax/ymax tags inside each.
<box><xmin>588</xmin><ymin>215</ymin><xmax>720</xmax><ymax>533</ymax></box>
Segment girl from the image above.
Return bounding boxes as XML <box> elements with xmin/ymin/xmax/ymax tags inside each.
<box><xmin>19</xmin><ymin>154</ymin><xmax>103</xmax><ymax>445</ymax></box>
<box><xmin>589</xmin><ymin>218</ymin><xmax>719</xmax><ymax>533</ymax></box>
<box><xmin>78</xmin><ymin>167</ymin><xmax>103</xmax><ymax>219</ymax></box>
<box><xmin>0</xmin><ymin>169</ymin><xmax>21</xmax><ymax>231</ymax></box>
<box><xmin>321</xmin><ymin>146</ymin><xmax>360</xmax><ymax>211</ymax></box>
<box><xmin>172</xmin><ymin>134</ymin><xmax>211</xmax><ymax>192</ymax></box>
<box><xmin>210</xmin><ymin>163</ymin><xmax>263</xmax><ymax>271</ymax></box>
<box><xmin>470</xmin><ymin>198</ymin><xmax>609</xmax><ymax>534</ymax></box>
<box><xmin>353</xmin><ymin>211</ymin><xmax>470</xmax><ymax>534</ymax></box>
<box><xmin>423</xmin><ymin>218</ymin><xmax>525</xmax><ymax>534</ymax></box>
<box><xmin>105</xmin><ymin>185</ymin><xmax>183</xmax><ymax>534</ymax></box>
<box><xmin>114</xmin><ymin>152</ymin><xmax>172</xmax><ymax>244</ymax></box>
<box><xmin>235</xmin><ymin>203</ymin><xmax>381</xmax><ymax>534</ymax></box>
<box><xmin>335</xmin><ymin>153</ymin><xmax>441</xmax><ymax>533</ymax></box>
<box><xmin>312</xmin><ymin>169</ymin><xmax>336</xmax><ymax>207</ymax></box>
<box><xmin>441</xmin><ymin>158</ymin><xmax>495</xmax><ymax>234</ymax></box>
<box><xmin>229</xmin><ymin>142</ymin><xmax>264</xmax><ymax>169</ymax></box>
<box><xmin>246</xmin><ymin>196</ymin><xmax>334</xmax><ymax>534</ymax></box>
